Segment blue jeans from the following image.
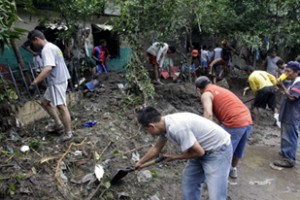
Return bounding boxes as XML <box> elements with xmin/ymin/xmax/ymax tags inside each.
<box><xmin>182</xmin><ymin>143</ymin><xmax>232</xmax><ymax>200</ymax></box>
<box><xmin>281</xmin><ymin>122</ymin><xmax>299</xmax><ymax>162</ymax></box>
<box><xmin>223</xmin><ymin>125</ymin><xmax>253</xmax><ymax>158</ymax></box>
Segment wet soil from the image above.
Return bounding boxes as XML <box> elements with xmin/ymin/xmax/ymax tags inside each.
<box><xmin>0</xmin><ymin>72</ymin><xmax>299</xmax><ymax>200</ymax></box>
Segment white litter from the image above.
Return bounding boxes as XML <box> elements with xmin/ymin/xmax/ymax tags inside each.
<box><xmin>249</xmin><ymin>179</ymin><xmax>273</xmax><ymax>186</ymax></box>
<box><xmin>20</xmin><ymin>145</ymin><xmax>30</xmax><ymax>153</ymax></box>
<box><xmin>94</xmin><ymin>164</ymin><xmax>104</xmax><ymax>181</ymax></box>
<box><xmin>131</xmin><ymin>151</ymin><xmax>140</xmax><ymax>162</ymax></box>
<box><xmin>74</xmin><ymin>150</ymin><xmax>82</xmax><ymax>157</ymax></box>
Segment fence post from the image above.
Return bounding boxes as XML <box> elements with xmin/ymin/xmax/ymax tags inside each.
<box><xmin>17</xmin><ymin>64</ymin><xmax>32</xmax><ymax>99</ymax></box>
<box><xmin>0</xmin><ymin>74</ymin><xmax>10</xmax><ymax>99</ymax></box>
<box><xmin>7</xmin><ymin>66</ymin><xmax>21</xmax><ymax>99</ymax></box>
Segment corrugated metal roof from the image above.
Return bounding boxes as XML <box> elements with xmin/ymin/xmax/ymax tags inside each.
<box><xmin>46</xmin><ymin>23</ymin><xmax>68</xmax><ymax>31</ymax></box>
<box><xmin>94</xmin><ymin>24</ymin><xmax>113</xmax><ymax>31</ymax></box>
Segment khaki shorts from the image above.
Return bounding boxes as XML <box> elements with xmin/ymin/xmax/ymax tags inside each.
<box><xmin>44</xmin><ymin>81</ymin><xmax>68</xmax><ymax>106</ymax></box>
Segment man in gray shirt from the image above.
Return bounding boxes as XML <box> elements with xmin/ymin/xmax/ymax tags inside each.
<box><xmin>263</xmin><ymin>49</ymin><xmax>282</xmax><ymax>77</ymax></box>
<box><xmin>28</xmin><ymin>30</ymin><xmax>73</xmax><ymax>142</ymax></box>
<box><xmin>136</xmin><ymin>107</ymin><xmax>232</xmax><ymax>200</ymax></box>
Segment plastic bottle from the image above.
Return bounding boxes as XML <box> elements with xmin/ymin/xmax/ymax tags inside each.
<box><xmin>277</xmin><ymin>73</ymin><xmax>287</xmax><ymax>82</ymax></box>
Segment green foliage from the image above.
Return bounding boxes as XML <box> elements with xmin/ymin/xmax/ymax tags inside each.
<box><xmin>22</xmin><ymin>0</ymin><xmax>105</xmax><ymax>41</ymax></box>
<box><xmin>114</xmin><ymin>0</ymin><xmax>300</xmax><ymax>61</ymax></box>
<box><xmin>15</xmin><ymin>173</ymin><xmax>26</xmax><ymax>181</ymax></box>
<box><xmin>112</xmin><ymin>149</ymin><xmax>120</xmax><ymax>155</ymax></box>
<box><xmin>103</xmin><ymin>181</ymin><xmax>111</xmax><ymax>189</ymax></box>
<box><xmin>123</xmin><ymin>51</ymin><xmax>155</xmax><ymax>105</ymax></box>
<box><xmin>224</xmin><ymin>0</ymin><xmax>300</xmax><ymax>59</ymax></box>
<box><xmin>0</xmin><ymin>0</ymin><xmax>27</xmax><ymax>52</ymax></box>
<box><xmin>28</xmin><ymin>139</ymin><xmax>40</xmax><ymax>149</ymax></box>
<box><xmin>150</xmin><ymin>169</ymin><xmax>157</xmax><ymax>178</ymax></box>
<box><xmin>0</xmin><ymin>78</ymin><xmax>18</xmax><ymax>102</ymax></box>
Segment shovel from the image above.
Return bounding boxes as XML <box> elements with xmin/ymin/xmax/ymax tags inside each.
<box><xmin>110</xmin><ymin>156</ymin><xmax>165</xmax><ymax>185</ymax></box>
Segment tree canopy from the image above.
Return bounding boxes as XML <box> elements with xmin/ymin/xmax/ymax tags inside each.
<box><xmin>0</xmin><ymin>0</ymin><xmax>27</xmax><ymax>52</ymax></box>
<box><xmin>5</xmin><ymin>0</ymin><xmax>300</xmax><ymax>60</ymax></box>
<box><xmin>111</xmin><ymin>0</ymin><xmax>300</xmax><ymax>60</ymax></box>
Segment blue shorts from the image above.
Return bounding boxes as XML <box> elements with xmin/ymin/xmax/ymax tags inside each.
<box><xmin>222</xmin><ymin>125</ymin><xmax>253</xmax><ymax>158</ymax></box>
<box><xmin>97</xmin><ymin>63</ymin><xmax>108</xmax><ymax>73</ymax></box>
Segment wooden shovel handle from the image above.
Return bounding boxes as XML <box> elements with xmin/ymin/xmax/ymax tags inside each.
<box><xmin>139</xmin><ymin>156</ymin><xmax>165</xmax><ymax>169</ymax></box>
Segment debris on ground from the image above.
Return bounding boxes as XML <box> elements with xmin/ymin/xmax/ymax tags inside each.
<box><xmin>0</xmin><ymin>72</ymin><xmax>297</xmax><ymax>200</ymax></box>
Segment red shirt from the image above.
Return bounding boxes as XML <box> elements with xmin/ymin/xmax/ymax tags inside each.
<box><xmin>204</xmin><ymin>84</ymin><xmax>253</xmax><ymax>128</ymax></box>
<box><xmin>92</xmin><ymin>46</ymin><xmax>109</xmax><ymax>63</ymax></box>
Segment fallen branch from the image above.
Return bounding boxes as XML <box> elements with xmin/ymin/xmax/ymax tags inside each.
<box><xmin>99</xmin><ymin>141</ymin><xmax>113</xmax><ymax>158</ymax></box>
<box><xmin>40</xmin><ymin>155</ymin><xmax>62</xmax><ymax>164</ymax></box>
<box><xmin>85</xmin><ymin>183</ymin><xmax>101</xmax><ymax>200</ymax></box>
<box><xmin>55</xmin><ymin>138</ymin><xmax>87</xmax><ymax>187</ymax></box>
<box><xmin>85</xmin><ymin>141</ymin><xmax>113</xmax><ymax>200</ymax></box>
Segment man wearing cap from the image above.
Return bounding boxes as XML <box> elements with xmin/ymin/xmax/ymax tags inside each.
<box><xmin>28</xmin><ymin>29</ymin><xmax>73</xmax><ymax>142</ymax></box>
<box><xmin>146</xmin><ymin>42</ymin><xmax>176</xmax><ymax>84</ymax></box>
<box><xmin>273</xmin><ymin>61</ymin><xmax>300</xmax><ymax>168</ymax></box>
<box><xmin>242</xmin><ymin>66</ymin><xmax>278</xmax><ymax>122</ymax></box>
<box><xmin>136</xmin><ymin>106</ymin><xmax>232</xmax><ymax>200</ymax></box>
<box><xmin>195</xmin><ymin>76</ymin><xmax>253</xmax><ymax>178</ymax></box>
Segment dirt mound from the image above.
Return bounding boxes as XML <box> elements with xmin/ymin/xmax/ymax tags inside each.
<box><xmin>155</xmin><ymin>82</ymin><xmax>202</xmax><ymax>114</ymax></box>
<box><xmin>0</xmin><ymin>72</ymin><xmax>281</xmax><ymax>200</ymax></box>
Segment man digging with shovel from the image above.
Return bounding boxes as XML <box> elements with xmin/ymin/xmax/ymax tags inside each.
<box><xmin>135</xmin><ymin>107</ymin><xmax>232</xmax><ymax>200</ymax></box>
<box><xmin>195</xmin><ymin>76</ymin><xmax>253</xmax><ymax>179</ymax></box>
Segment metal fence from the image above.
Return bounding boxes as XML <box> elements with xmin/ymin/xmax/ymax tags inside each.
<box><xmin>0</xmin><ymin>59</ymin><xmax>83</xmax><ymax>102</ymax></box>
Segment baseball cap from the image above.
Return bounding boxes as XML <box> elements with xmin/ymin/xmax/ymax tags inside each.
<box><xmin>192</xmin><ymin>49</ymin><xmax>199</xmax><ymax>57</ymax></box>
<box><xmin>26</xmin><ymin>29</ymin><xmax>45</xmax><ymax>43</ymax></box>
<box><xmin>286</xmin><ymin>61</ymin><xmax>300</xmax><ymax>71</ymax></box>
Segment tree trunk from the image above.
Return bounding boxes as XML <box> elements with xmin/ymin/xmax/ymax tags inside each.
<box><xmin>10</xmin><ymin>39</ymin><xmax>32</xmax><ymax>83</ymax></box>
<box><xmin>10</xmin><ymin>39</ymin><xmax>25</xmax><ymax>69</ymax></box>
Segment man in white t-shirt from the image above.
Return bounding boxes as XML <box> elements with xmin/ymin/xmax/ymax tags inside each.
<box><xmin>28</xmin><ymin>30</ymin><xmax>73</xmax><ymax>142</ymax></box>
<box><xmin>136</xmin><ymin>107</ymin><xmax>232</xmax><ymax>200</ymax></box>
<box><xmin>146</xmin><ymin>42</ymin><xmax>176</xmax><ymax>84</ymax></box>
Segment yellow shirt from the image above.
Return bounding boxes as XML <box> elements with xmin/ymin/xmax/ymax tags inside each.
<box><xmin>248</xmin><ymin>70</ymin><xmax>276</xmax><ymax>95</ymax></box>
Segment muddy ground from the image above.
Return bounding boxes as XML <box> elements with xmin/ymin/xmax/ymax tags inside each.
<box><xmin>0</xmin><ymin>70</ymin><xmax>299</xmax><ymax>200</ymax></box>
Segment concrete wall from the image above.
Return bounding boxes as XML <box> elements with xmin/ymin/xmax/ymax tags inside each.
<box><xmin>11</xmin><ymin>91</ymin><xmax>83</xmax><ymax>126</ymax></box>
<box><xmin>0</xmin><ymin>8</ymin><xmax>131</xmax><ymax>71</ymax></box>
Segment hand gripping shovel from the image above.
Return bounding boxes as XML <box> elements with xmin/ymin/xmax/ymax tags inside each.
<box><xmin>110</xmin><ymin>156</ymin><xmax>165</xmax><ymax>185</ymax></box>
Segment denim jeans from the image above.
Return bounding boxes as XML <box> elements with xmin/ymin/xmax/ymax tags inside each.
<box><xmin>222</xmin><ymin>125</ymin><xmax>253</xmax><ymax>158</ymax></box>
<box><xmin>182</xmin><ymin>143</ymin><xmax>232</xmax><ymax>200</ymax></box>
<box><xmin>281</xmin><ymin>122</ymin><xmax>299</xmax><ymax>162</ymax></box>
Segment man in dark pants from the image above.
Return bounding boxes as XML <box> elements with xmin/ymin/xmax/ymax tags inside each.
<box><xmin>273</xmin><ymin>61</ymin><xmax>300</xmax><ymax>168</ymax></box>
<box><xmin>242</xmin><ymin>66</ymin><xmax>278</xmax><ymax>123</ymax></box>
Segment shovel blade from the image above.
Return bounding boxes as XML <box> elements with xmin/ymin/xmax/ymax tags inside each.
<box><xmin>110</xmin><ymin>167</ymin><xmax>134</xmax><ymax>185</ymax></box>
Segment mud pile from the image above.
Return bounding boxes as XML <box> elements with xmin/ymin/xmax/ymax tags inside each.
<box><xmin>0</xmin><ymin>72</ymin><xmax>281</xmax><ymax>200</ymax></box>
